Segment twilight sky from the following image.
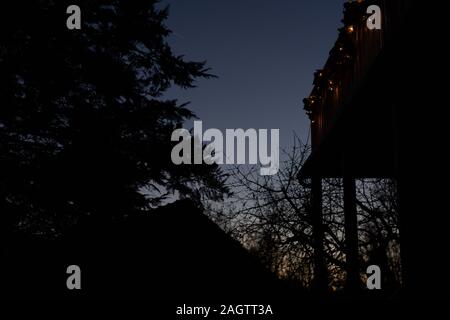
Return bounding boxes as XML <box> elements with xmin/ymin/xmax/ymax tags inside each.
<box><xmin>159</xmin><ymin>0</ymin><xmax>344</xmax><ymax>152</ymax></box>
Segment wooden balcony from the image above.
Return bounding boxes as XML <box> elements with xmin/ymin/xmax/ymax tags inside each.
<box><xmin>304</xmin><ymin>0</ymin><xmax>409</xmax><ymax>148</ymax></box>
<box><xmin>300</xmin><ymin>0</ymin><xmax>412</xmax><ymax>179</ymax></box>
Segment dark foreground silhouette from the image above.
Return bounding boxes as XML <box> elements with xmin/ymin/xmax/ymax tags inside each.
<box><xmin>1</xmin><ymin>199</ymin><xmax>290</xmax><ymax>299</ymax></box>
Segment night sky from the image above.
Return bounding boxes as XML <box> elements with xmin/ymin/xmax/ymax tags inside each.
<box><xmin>159</xmin><ymin>0</ymin><xmax>344</xmax><ymax>153</ymax></box>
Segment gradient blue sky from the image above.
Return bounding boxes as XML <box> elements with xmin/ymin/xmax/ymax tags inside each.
<box><xmin>160</xmin><ymin>0</ymin><xmax>344</xmax><ymax>152</ymax></box>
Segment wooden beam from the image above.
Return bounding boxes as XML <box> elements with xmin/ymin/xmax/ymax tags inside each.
<box><xmin>343</xmin><ymin>175</ymin><xmax>361</xmax><ymax>292</ymax></box>
<box><xmin>311</xmin><ymin>176</ymin><xmax>328</xmax><ymax>293</ymax></box>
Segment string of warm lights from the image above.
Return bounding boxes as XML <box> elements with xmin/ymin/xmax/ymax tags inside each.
<box><xmin>303</xmin><ymin>0</ymin><xmax>378</xmax><ymax>122</ymax></box>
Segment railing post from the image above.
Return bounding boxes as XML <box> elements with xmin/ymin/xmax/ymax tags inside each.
<box><xmin>343</xmin><ymin>173</ymin><xmax>361</xmax><ymax>292</ymax></box>
<box><xmin>311</xmin><ymin>175</ymin><xmax>328</xmax><ymax>293</ymax></box>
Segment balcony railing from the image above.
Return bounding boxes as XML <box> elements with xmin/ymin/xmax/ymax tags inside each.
<box><xmin>303</xmin><ymin>0</ymin><xmax>410</xmax><ymax>149</ymax></box>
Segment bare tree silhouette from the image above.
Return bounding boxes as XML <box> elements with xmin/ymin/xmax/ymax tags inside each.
<box><xmin>207</xmin><ymin>136</ymin><xmax>401</xmax><ymax>294</ymax></box>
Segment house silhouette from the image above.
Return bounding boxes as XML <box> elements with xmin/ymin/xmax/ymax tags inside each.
<box><xmin>2</xmin><ymin>199</ymin><xmax>285</xmax><ymax>299</ymax></box>
<box><xmin>298</xmin><ymin>0</ymin><xmax>448</xmax><ymax>298</ymax></box>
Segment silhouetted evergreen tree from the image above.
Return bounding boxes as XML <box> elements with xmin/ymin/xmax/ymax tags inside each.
<box><xmin>0</xmin><ymin>0</ymin><xmax>228</xmax><ymax>235</ymax></box>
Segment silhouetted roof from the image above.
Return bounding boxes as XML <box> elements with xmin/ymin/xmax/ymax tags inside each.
<box><xmin>2</xmin><ymin>199</ymin><xmax>283</xmax><ymax>299</ymax></box>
